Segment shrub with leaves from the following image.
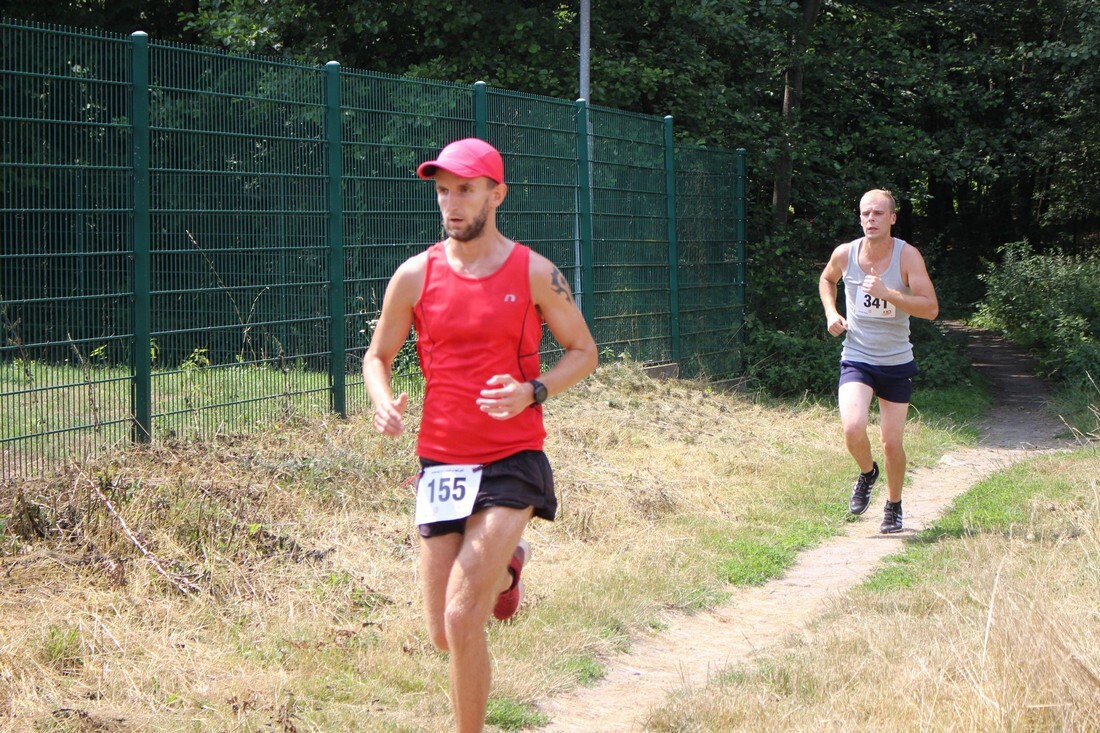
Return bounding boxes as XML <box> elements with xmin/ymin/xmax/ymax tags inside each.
<box><xmin>975</xmin><ymin>241</ymin><xmax>1100</xmax><ymax>387</ymax></box>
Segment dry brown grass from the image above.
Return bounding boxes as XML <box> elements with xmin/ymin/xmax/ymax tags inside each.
<box><xmin>648</xmin><ymin>453</ymin><xmax>1100</xmax><ymax>732</ymax></box>
<box><xmin>0</xmin><ymin>360</ymin><xmax>967</xmax><ymax>732</ymax></box>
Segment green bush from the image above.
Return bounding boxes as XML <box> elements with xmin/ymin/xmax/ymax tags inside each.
<box><xmin>975</xmin><ymin>241</ymin><xmax>1100</xmax><ymax>386</ymax></box>
<box><xmin>745</xmin><ymin>324</ymin><xmax>840</xmax><ymax>397</ymax></box>
<box><xmin>742</xmin><ymin>223</ymin><xmax>841</xmax><ymax>397</ymax></box>
<box><xmin>745</xmin><ymin>226</ymin><xmax>826</xmax><ymax>334</ymax></box>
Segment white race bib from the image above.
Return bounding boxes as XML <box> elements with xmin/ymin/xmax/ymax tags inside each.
<box><xmin>414</xmin><ymin>464</ymin><xmax>482</xmax><ymax>525</ymax></box>
<box><xmin>857</xmin><ymin>287</ymin><xmax>896</xmax><ymax>319</ymax></box>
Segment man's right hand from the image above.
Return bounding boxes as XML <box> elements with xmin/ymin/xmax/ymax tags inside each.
<box><xmin>373</xmin><ymin>392</ymin><xmax>409</xmax><ymax>436</ymax></box>
<box><xmin>827</xmin><ymin>313</ymin><xmax>848</xmax><ymax>337</ymax></box>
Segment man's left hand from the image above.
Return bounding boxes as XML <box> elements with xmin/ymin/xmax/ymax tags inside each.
<box><xmin>477</xmin><ymin>374</ymin><xmax>533</xmax><ymax>420</ymax></box>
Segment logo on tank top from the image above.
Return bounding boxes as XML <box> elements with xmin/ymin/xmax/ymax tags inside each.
<box><xmin>503</xmin><ymin>294</ymin><xmax>517</xmax><ymax>302</ymax></box>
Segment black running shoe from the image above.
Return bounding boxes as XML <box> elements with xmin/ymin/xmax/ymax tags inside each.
<box><xmin>880</xmin><ymin>500</ymin><xmax>903</xmax><ymax>533</ymax></box>
<box><xmin>848</xmin><ymin>462</ymin><xmax>879</xmax><ymax>515</ymax></box>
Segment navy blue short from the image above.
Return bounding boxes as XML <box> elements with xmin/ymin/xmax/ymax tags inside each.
<box><xmin>417</xmin><ymin>450</ymin><xmax>557</xmax><ymax>538</ymax></box>
<box><xmin>839</xmin><ymin>359</ymin><xmax>919</xmax><ymax>404</ymax></box>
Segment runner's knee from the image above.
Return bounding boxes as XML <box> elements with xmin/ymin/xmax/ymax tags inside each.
<box><xmin>842</xmin><ymin>420</ymin><xmax>869</xmax><ymax>443</ymax></box>
<box><xmin>881</xmin><ymin>430</ymin><xmax>905</xmax><ymax>455</ymax></box>
<box><xmin>426</xmin><ymin>616</ymin><xmax>449</xmax><ymax>651</ymax></box>
<box><xmin>444</xmin><ymin>598</ymin><xmax>488</xmax><ymax>645</ymax></box>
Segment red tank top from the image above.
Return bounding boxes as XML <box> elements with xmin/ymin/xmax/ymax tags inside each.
<box><xmin>413</xmin><ymin>241</ymin><xmax>546</xmax><ymax>464</ymax></box>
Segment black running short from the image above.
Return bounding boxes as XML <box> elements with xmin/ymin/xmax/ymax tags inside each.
<box><xmin>417</xmin><ymin>449</ymin><xmax>557</xmax><ymax>538</ymax></box>
<box><xmin>839</xmin><ymin>359</ymin><xmax>919</xmax><ymax>404</ymax></box>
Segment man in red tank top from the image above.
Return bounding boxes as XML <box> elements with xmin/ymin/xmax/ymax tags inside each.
<box><xmin>363</xmin><ymin>138</ymin><xmax>598</xmax><ymax>733</ymax></box>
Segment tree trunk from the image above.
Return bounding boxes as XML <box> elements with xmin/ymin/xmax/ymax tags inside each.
<box><xmin>771</xmin><ymin>0</ymin><xmax>822</xmax><ymax>232</ymax></box>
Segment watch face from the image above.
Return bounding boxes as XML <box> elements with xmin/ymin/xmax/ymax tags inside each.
<box><xmin>533</xmin><ymin>380</ymin><xmax>547</xmax><ymax>404</ymax></box>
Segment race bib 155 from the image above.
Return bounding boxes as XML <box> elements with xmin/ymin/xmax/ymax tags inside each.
<box><xmin>414</xmin><ymin>463</ymin><xmax>482</xmax><ymax>525</ymax></box>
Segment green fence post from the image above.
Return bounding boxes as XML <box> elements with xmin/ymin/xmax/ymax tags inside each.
<box><xmin>736</xmin><ymin>148</ymin><xmax>748</xmax><ymax>358</ymax></box>
<box><xmin>130</xmin><ymin>31</ymin><xmax>152</xmax><ymax>442</ymax></box>
<box><xmin>474</xmin><ymin>81</ymin><xmax>488</xmax><ymax>140</ymax></box>
<box><xmin>574</xmin><ymin>99</ymin><xmax>594</xmax><ymax>327</ymax></box>
<box><xmin>663</xmin><ymin>116</ymin><xmax>680</xmax><ymax>363</ymax></box>
<box><xmin>325</xmin><ymin>61</ymin><xmax>347</xmax><ymax>417</ymax></box>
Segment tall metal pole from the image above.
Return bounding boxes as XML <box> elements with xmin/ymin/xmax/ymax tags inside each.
<box><xmin>579</xmin><ymin>0</ymin><xmax>590</xmax><ymax>101</ymax></box>
<box><xmin>577</xmin><ymin>0</ymin><xmax>593</xmax><ymax>321</ymax></box>
<box><xmin>575</xmin><ymin>100</ymin><xmax>594</xmax><ymax>327</ymax></box>
<box><xmin>324</xmin><ymin>61</ymin><xmax>347</xmax><ymax>417</ymax></box>
<box><xmin>663</xmin><ymin>116</ymin><xmax>680</xmax><ymax>363</ymax></box>
<box><xmin>130</xmin><ymin>31</ymin><xmax>152</xmax><ymax>443</ymax></box>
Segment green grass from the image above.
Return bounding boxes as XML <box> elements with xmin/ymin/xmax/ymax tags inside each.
<box><xmin>863</xmin><ymin>452</ymin><xmax>1090</xmax><ymax>595</ymax></box>
<box><xmin>5</xmin><ymin>357</ymin><xmax>1058</xmax><ymax>733</ymax></box>
<box><xmin>1</xmin><ymin>359</ymin><xmax>425</xmax><ymax>471</ymax></box>
<box><xmin>712</xmin><ymin>520</ymin><xmax>837</xmax><ymax>586</ymax></box>
<box><xmin>646</xmin><ymin>446</ymin><xmax>1100</xmax><ymax>732</ymax></box>
<box><xmin>929</xmin><ymin>461</ymin><xmax>1078</xmax><ymax>539</ymax></box>
<box><xmin>485</xmin><ymin>696</ymin><xmax>550</xmax><ymax>730</ymax></box>
<box><xmin>41</xmin><ymin>623</ymin><xmax>84</xmax><ymax>673</ymax></box>
<box><xmin>1050</xmin><ymin>378</ymin><xmax>1100</xmax><ymax>439</ymax></box>
<box><xmin>555</xmin><ymin>655</ymin><xmax>606</xmax><ymax>686</ymax></box>
<box><xmin>861</xmin><ymin>545</ymin><xmax>950</xmax><ymax>592</ymax></box>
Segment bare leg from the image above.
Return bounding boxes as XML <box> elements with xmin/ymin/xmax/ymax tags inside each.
<box><xmin>424</xmin><ymin>506</ymin><xmax>532</xmax><ymax>733</ymax></box>
<box><xmin>420</xmin><ymin>532</ymin><xmax>463</xmax><ymax>651</ymax></box>
<box><xmin>877</xmin><ymin>398</ymin><xmax>910</xmax><ymax>503</ymax></box>
<box><xmin>838</xmin><ymin>381</ymin><xmax>876</xmax><ymax>473</ymax></box>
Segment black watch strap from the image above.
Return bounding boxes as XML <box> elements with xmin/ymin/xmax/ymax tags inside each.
<box><xmin>529</xmin><ymin>379</ymin><xmax>548</xmax><ymax>406</ymax></box>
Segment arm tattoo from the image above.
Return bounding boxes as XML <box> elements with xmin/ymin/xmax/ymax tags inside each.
<box><xmin>550</xmin><ymin>267</ymin><xmax>574</xmax><ymax>303</ymax></box>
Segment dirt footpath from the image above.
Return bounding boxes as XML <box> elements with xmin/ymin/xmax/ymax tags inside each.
<box><xmin>527</xmin><ymin>326</ymin><xmax>1076</xmax><ymax>733</ymax></box>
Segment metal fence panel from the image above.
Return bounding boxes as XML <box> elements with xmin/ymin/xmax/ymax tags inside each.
<box><xmin>488</xmin><ymin>87</ymin><xmax>581</xmax><ymax>365</ymax></box>
<box><xmin>587</xmin><ymin>106</ymin><xmax>673</xmax><ymax>363</ymax></box>
<box><xmin>1</xmin><ymin>22</ymin><xmax>134</xmax><ymax>475</ymax></box>
<box><xmin>675</xmin><ymin>145</ymin><xmax>745</xmax><ymax>379</ymax></box>
<box><xmin>142</xmin><ymin>41</ymin><xmax>334</xmax><ymax>440</ymax></box>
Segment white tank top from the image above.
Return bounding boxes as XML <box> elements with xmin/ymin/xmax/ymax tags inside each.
<box><xmin>841</xmin><ymin>237</ymin><xmax>913</xmax><ymax>365</ymax></box>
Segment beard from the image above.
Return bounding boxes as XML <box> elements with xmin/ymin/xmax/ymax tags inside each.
<box><xmin>444</xmin><ymin>200</ymin><xmax>490</xmax><ymax>242</ymax></box>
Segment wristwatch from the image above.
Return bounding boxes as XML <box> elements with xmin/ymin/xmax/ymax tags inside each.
<box><xmin>529</xmin><ymin>379</ymin><xmax>548</xmax><ymax>407</ymax></box>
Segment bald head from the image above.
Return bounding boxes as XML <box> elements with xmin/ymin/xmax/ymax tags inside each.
<box><xmin>860</xmin><ymin>189</ymin><xmax>896</xmax><ymax>213</ymax></box>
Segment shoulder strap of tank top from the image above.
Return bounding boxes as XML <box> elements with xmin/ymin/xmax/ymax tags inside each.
<box><xmin>890</xmin><ymin>238</ymin><xmax>906</xmax><ymax>270</ymax></box>
<box><xmin>847</xmin><ymin>238</ymin><xmax>861</xmax><ymax>275</ymax></box>
<box><xmin>423</xmin><ymin>241</ymin><xmax>444</xmax><ymax>283</ymax></box>
<box><xmin>514</xmin><ymin>242</ymin><xmax>530</xmax><ymax>277</ymax></box>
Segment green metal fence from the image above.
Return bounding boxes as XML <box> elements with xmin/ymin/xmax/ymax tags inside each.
<box><xmin>1</xmin><ymin>18</ymin><xmax>747</xmax><ymax>479</ymax></box>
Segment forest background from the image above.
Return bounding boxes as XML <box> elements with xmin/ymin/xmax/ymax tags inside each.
<box><xmin>3</xmin><ymin>0</ymin><xmax>1098</xmax><ymax>396</ymax></box>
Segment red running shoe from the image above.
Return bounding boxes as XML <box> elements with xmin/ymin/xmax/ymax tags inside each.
<box><xmin>492</xmin><ymin>538</ymin><xmax>529</xmax><ymax>620</ymax></box>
